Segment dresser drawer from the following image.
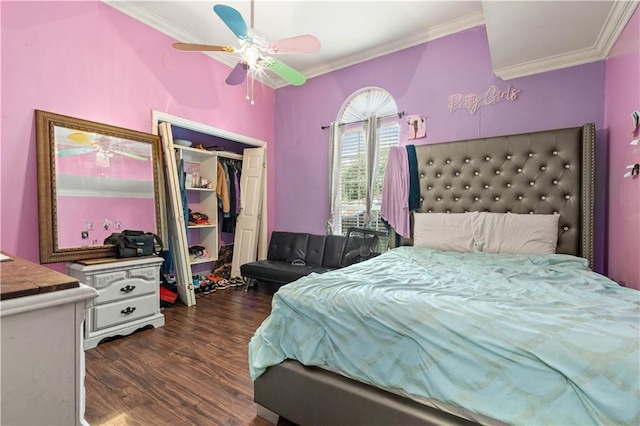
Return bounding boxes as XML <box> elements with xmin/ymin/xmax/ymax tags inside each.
<box><xmin>95</xmin><ymin>276</ymin><xmax>158</xmax><ymax>305</ymax></box>
<box><xmin>93</xmin><ymin>294</ymin><xmax>157</xmax><ymax>330</ymax></box>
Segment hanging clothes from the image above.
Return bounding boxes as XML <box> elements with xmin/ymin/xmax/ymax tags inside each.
<box><xmin>220</xmin><ymin>158</ymin><xmax>243</xmax><ymax>233</ymax></box>
<box><xmin>406</xmin><ymin>144</ymin><xmax>420</xmax><ymax>211</ymax></box>
<box><xmin>381</xmin><ymin>146</ymin><xmax>410</xmax><ymax>238</ymax></box>
<box><xmin>178</xmin><ymin>159</ymin><xmax>190</xmax><ymax>245</ymax></box>
<box><xmin>216</xmin><ymin>161</ymin><xmax>230</xmax><ymax>214</ymax></box>
<box><xmin>233</xmin><ymin>164</ymin><xmax>241</xmax><ymax>215</ymax></box>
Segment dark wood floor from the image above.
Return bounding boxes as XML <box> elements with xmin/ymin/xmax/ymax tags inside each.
<box><xmin>84</xmin><ymin>287</ymin><xmax>275</xmax><ymax>426</ymax></box>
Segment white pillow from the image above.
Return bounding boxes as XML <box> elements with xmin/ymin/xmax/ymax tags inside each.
<box><xmin>413</xmin><ymin>213</ymin><xmax>476</xmax><ymax>252</ymax></box>
<box><xmin>471</xmin><ymin>212</ymin><xmax>559</xmax><ymax>254</ymax></box>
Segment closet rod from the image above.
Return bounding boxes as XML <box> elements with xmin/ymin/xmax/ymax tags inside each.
<box><xmin>321</xmin><ymin>111</ymin><xmax>405</xmax><ymax>130</ymax></box>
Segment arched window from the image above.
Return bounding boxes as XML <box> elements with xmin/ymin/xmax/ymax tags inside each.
<box><xmin>329</xmin><ymin>87</ymin><xmax>400</xmax><ymax>234</ymax></box>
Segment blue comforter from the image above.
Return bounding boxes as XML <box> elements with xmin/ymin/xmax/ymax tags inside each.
<box><xmin>249</xmin><ymin>247</ymin><xmax>640</xmax><ymax>425</ymax></box>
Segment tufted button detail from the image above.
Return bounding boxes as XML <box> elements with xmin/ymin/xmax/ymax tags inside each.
<box><xmin>541</xmin><ymin>166</ymin><xmax>546</xmax><ymax>171</ymax></box>
<box><xmin>474</xmin><ymin>171</ymin><xmax>479</xmax><ymax>176</ymax></box>
<box><xmin>429</xmin><ymin>160</ymin><xmax>433</xmax><ymax>165</ymax></box>
<box><xmin>530</xmin><ymin>181</ymin><xmax>535</xmax><ymax>186</ymax></box>
<box><xmin>446</xmin><ymin>159</ymin><xmax>451</xmax><ymax>164</ymax></box>
<box><xmin>506</xmin><ymin>155</ymin><xmax>512</xmax><ymax>160</ymax></box>
<box><xmin>529</xmin><ymin>153</ymin><xmax>534</xmax><ymax>157</ymax></box>
<box><xmin>495</xmin><ymin>196</ymin><xmax>500</xmax><ymax>201</ymax></box>
<box><xmin>455</xmin><ymin>171</ymin><xmax>460</xmax><ymax>176</ymax></box>
<box><xmin>465</xmin><ymin>185</ymin><xmax>470</xmax><ymax>189</ymax></box>
<box><xmin>506</xmin><ymin>210</ymin><xmax>511</xmax><ymax>213</ymax></box>
<box><xmin>465</xmin><ymin>158</ymin><xmax>470</xmax><ymax>163</ymax></box>
<box><xmin>541</xmin><ymin>196</ymin><xmax>546</xmax><ymax>200</ymax></box>
<box><xmin>427</xmin><ymin>186</ymin><xmax>432</xmax><ymax>190</ymax></box>
<box><xmin>563</xmin><ymin>226</ymin><xmax>569</xmax><ymax>231</ymax></box>
<box><xmin>553</xmin><ymin>150</ymin><xmax>558</xmax><ymax>155</ymax></box>
<box><xmin>529</xmin><ymin>211</ymin><xmax>534</xmax><ymax>214</ymax></box>
<box><xmin>565</xmin><ymin>194</ymin><xmax>570</xmax><ymax>199</ymax></box>
<box><xmin>428</xmin><ymin>209</ymin><xmax>432</xmax><ymax>213</ymax></box>
<box><xmin>518</xmin><ymin>195</ymin><xmax>523</xmax><ymax>200</ymax></box>
<box><xmin>553</xmin><ymin>211</ymin><xmax>558</xmax><ymax>214</ymax></box>
<box><xmin>420</xmin><ymin>197</ymin><xmax>424</xmax><ymax>201</ymax></box>
<box><xmin>564</xmin><ymin>164</ymin><xmax>570</xmax><ymax>169</ymax></box>
<box><xmin>420</xmin><ymin>173</ymin><xmax>425</xmax><ymax>178</ymax></box>
<box><xmin>446</xmin><ymin>210</ymin><xmax>450</xmax><ymax>213</ymax></box>
<box><xmin>436</xmin><ymin>197</ymin><xmax>441</xmax><ymax>201</ymax></box>
<box><xmin>485</xmin><ymin>156</ymin><xmax>490</xmax><ymax>161</ymax></box>
<box><xmin>517</xmin><ymin>168</ymin><xmax>522</xmax><ymax>172</ymax></box>
<box><xmin>553</xmin><ymin>180</ymin><xmax>558</xmax><ymax>184</ymax></box>
<box><xmin>446</xmin><ymin>185</ymin><xmax>451</xmax><ymax>189</ymax></box>
<box><xmin>484</xmin><ymin>184</ymin><xmax>489</xmax><ymax>189</ymax></box>
<box><xmin>454</xmin><ymin>197</ymin><xmax>459</xmax><ymax>201</ymax></box>
<box><xmin>436</xmin><ymin>173</ymin><xmax>441</xmax><ymax>177</ymax></box>
<box><xmin>474</xmin><ymin>197</ymin><xmax>479</xmax><ymax>201</ymax></box>
<box><xmin>506</xmin><ymin>183</ymin><xmax>512</xmax><ymax>188</ymax></box>
<box><xmin>495</xmin><ymin>170</ymin><xmax>500</xmax><ymax>175</ymax></box>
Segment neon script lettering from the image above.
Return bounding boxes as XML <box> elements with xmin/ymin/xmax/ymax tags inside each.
<box><xmin>448</xmin><ymin>85</ymin><xmax>521</xmax><ymax>115</ymax></box>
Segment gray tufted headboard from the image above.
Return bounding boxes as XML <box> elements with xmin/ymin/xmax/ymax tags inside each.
<box><xmin>395</xmin><ymin>124</ymin><xmax>595</xmax><ymax>267</ymax></box>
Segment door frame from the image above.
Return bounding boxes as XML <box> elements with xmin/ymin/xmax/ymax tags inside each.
<box><xmin>151</xmin><ymin>111</ymin><xmax>269</xmax><ymax>260</ymax></box>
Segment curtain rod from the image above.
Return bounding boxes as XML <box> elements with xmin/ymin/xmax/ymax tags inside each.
<box><xmin>321</xmin><ymin>111</ymin><xmax>405</xmax><ymax>130</ymax></box>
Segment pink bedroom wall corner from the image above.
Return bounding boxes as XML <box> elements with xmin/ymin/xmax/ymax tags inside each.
<box><xmin>605</xmin><ymin>4</ymin><xmax>640</xmax><ymax>290</ymax></box>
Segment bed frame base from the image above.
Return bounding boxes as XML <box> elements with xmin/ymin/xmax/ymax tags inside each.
<box><xmin>254</xmin><ymin>360</ymin><xmax>477</xmax><ymax>426</ymax></box>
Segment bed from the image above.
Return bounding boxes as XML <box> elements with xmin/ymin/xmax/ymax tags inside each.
<box><xmin>249</xmin><ymin>124</ymin><xmax>640</xmax><ymax>425</ymax></box>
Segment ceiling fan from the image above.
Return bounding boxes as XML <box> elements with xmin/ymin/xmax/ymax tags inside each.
<box><xmin>57</xmin><ymin>132</ymin><xmax>149</xmax><ymax>168</ymax></box>
<box><xmin>172</xmin><ymin>1</ymin><xmax>321</xmax><ymax>103</ymax></box>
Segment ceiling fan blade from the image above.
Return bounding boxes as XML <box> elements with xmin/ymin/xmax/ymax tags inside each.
<box><xmin>172</xmin><ymin>42</ymin><xmax>235</xmax><ymax>53</ymax></box>
<box><xmin>213</xmin><ymin>4</ymin><xmax>249</xmax><ymax>41</ymax></box>
<box><xmin>67</xmin><ymin>132</ymin><xmax>93</xmax><ymax>145</ymax></box>
<box><xmin>113</xmin><ymin>150</ymin><xmax>148</xmax><ymax>161</ymax></box>
<box><xmin>264</xmin><ymin>57</ymin><xmax>307</xmax><ymax>86</ymax></box>
<box><xmin>226</xmin><ymin>62</ymin><xmax>248</xmax><ymax>85</ymax></box>
<box><xmin>57</xmin><ymin>147</ymin><xmax>95</xmax><ymax>157</ymax></box>
<box><xmin>269</xmin><ymin>35</ymin><xmax>321</xmax><ymax>54</ymax></box>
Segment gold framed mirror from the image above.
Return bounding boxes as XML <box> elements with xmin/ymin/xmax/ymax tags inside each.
<box><xmin>35</xmin><ymin>110</ymin><xmax>165</xmax><ymax>263</ymax></box>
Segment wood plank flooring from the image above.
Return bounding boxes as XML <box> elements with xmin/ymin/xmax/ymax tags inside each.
<box><xmin>84</xmin><ymin>287</ymin><xmax>275</xmax><ymax>426</ymax></box>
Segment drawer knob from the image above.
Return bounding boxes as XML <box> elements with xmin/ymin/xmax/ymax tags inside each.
<box><xmin>120</xmin><ymin>307</ymin><xmax>137</xmax><ymax>315</ymax></box>
<box><xmin>120</xmin><ymin>285</ymin><xmax>136</xmax><ymax>293</ymax></box>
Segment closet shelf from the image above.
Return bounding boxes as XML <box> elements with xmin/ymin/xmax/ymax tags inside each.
<box><xmin>187</xmin><ymin>224</ymin><xmax>216</xmax><ymax>229</ymax></box>
<box><xmin>186</xmin><ymin>187</ymin><xmax>216</xmax><ymax>193</ymax></box>
<box><xmin>174</xmin><ymin>145</ymin><xmax>215</xmax><ymax>162</ymax></box>
<box><xmin>191</xmin><ymin>257</ymin><xmax>215</xmax><ymax>265</ymax></box>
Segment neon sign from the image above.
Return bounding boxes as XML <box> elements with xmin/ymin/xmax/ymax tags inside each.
<box><xmin>448</xmin><ymin>85</ymin><xmax>521</xmax><ymax>115</ymax></box>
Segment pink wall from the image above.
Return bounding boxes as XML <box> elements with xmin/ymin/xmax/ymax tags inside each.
<box><xmin>275</xmin><ymin>26</ymin><xmax>608</xmax><ymax>273</ymax></box>
<box><xmin>604</xmin><ymin>5</ymin><xmax>640</xmax><ymax>289</ymax></box>
<box><xmin>1</xmin><ymin>1</ymin><xmax>275</xmax><ymax>271</ymax></box>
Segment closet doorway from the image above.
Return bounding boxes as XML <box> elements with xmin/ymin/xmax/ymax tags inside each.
<box><xmin>152</xmin><ymin>111</ymin><xmax>267</xmax><ymax>306</ymax></box>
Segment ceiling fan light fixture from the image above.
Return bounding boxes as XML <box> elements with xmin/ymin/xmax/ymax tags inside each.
<box><xmin>172</xmin><ymin>1</ymin><xmax>320</xmax><ymax>104</ymax></box>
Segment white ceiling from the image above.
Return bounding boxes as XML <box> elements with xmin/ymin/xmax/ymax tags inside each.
<box><xmin>103</xmin><ymin>0</ymin><xmax>638</xmax><ymax>88</ymax></box>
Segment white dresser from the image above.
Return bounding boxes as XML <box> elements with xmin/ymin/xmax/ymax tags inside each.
<box><xmin>66</xmin><ymin>256</ymin><xmax>165</xmax><ymax>350</ymax></box>
<box><xmin>1</xmin><ymin>253</ymin><xmax>98</xmax><ymax>426</ymax></box>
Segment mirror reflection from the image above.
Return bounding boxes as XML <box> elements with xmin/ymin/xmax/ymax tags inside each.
<box><xmin>54</xmin><ymin>127</ymin><xmax>157</xmax><ymax>249</ymax></box>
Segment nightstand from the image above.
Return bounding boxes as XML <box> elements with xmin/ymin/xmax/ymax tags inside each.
<box><xmin>66</xmin><ymin>256</ymin><xmax>165</xmax><ymax>350</ymax></box>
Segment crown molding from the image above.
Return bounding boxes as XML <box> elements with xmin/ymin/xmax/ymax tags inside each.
<box><xmin>494</xmin><ymin>0</ymin><xmax>638</xmax><ymax>80</ymax></box>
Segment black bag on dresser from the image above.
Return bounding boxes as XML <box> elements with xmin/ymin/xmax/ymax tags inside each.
<box><xmin>104</xmin><ymin>230</ymin><xmax>163</xmax><ymax>258</ymax></box>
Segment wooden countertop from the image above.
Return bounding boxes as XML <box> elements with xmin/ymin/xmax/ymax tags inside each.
<box><xmin>0</xmin><ymin>252</ymin><xmax>79</xmax><ymax>300</ymax></box>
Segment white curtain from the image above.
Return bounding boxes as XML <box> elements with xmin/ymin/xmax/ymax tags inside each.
<box><xmin>363</xmin><ymin>115</ymin><xmax>380</xmax><ymax>227</ymax></box>
<box><xmin>327</xmin><ymin>122</ymin><xmax>343</xmax><ymax>234</ymax></box>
